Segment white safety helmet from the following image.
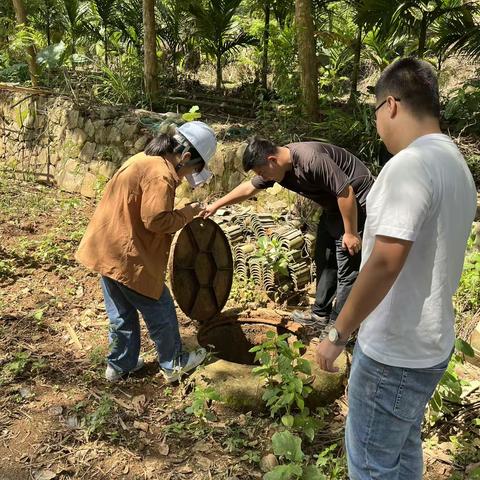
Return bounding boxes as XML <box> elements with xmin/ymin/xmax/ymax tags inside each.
<box><xmin>175</xmin><ymin>121</ymin><xmax>217</xmax><ymax>188</ymax></box>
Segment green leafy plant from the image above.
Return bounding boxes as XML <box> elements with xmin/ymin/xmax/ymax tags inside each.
<box><xmin>444</xmin><ymin>80</ymin><xmax>480</xmax><ymax>136</ymax></box>
<box><xmin>268</xmin><ymin>23</ymin><xmax>299</xmax><ymax>103</ymax></box>
<box><xmin>93</xmin><ymin>56</ymin><xmax>143</xmax><ymax>105</ymax></box>
<box><xmin>447</xmin><ymin>424</ymin><xmax>480</xmax><ymax>471</ymax></box>
<box><xmin>0</xmin><ymin>352</ymin><xmax>31</xmax><ymax>385</ymax></box>
<box><xmin>82</xmin><ymin>395</ymin><xmax>117</xmax><ymax>440</ymax></box>
<box><xmin>314</xmin><ymin>443</ymin><xmax>347</xmax><ymax>478</ymax></box>
<box><xmin>428</xmin><ymin>338</ymin><xmax>474</xmax><ymax>424</ymax></box>
<box><xmin>264</xmin><ymin>430</ymin><xmax>325</xmax><ymax>480</ymax></box>
<box><xmin>185</xmin><ymin>385</ymin><xmax>221</xmax><ymax>421</ymax></box>
<box><xmin>36</xmin><ymin>41</ymin><xmax>67</xmax><ymax>69</ymax></box>
<box><xmin>255</xmin><ymin>237</ymin><xmax>293</xmax><ymax>279</ymax></box>
<box><xmin>230</xmin><ymin>274</ymin><xmax>268</xmax><ymax>308</ymax></box>
<box><xmin>0</xmin><ymin>258</ymin><xmax>15</xmax><ymax>280</ymax></box>
<box><xmin>465</xmin><ymin>155</ymin><xmax>480</xmax><ymax>187</ymax></box>
<box><xmin>89</xmin><ymin>346</ymin><xmax>107</xmax><ymax>368</ymax></box>
<box><xmin>182</xmin><ymin>105</ymin><xmax>202</xmax><ymax>122</ymax></box>
<box><xmin>241</xmin><ymin>449</ymin><xmax>261</xmax><ymax>465</ymax></box>
<box><xmin>455</xmin><ymin>244</ymin><xmax>480</xmax><ymax>313</ymax></box>
<box><xmin>34</xmin><ymin>234</ymin><xmax>73</xmax><ymax>265</ymax></box>
<box><xmin>251</xmin><ymin>332</ymin><xmax>322</xmax><ymax>441</ymax></box>
<box><xmin>312</xmin><ymin>101</ymin><xmax>382</xmax><ymax>173</ymax></box>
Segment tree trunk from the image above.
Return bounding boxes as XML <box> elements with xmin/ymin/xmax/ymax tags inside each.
<box><xmin>418</xmin><ymin>14</ymin><xmax>428</xmax><ymax>58</ymax></box>
<box><xmin>71</xmin><ymin>31</ymin><xmax>76</xmax><ymax>55</ymax></box>
<box><xmin>11</xmin><ymin>0</ymin><xmax>40</xmax><ymax>86</ymax></box>
<box><xmin>104</xmin><ymin>25</ymin><xmax>108</xmax><ymax>66</ymax></box>
<box><xmin>46</xmin><ymin>10</ymin><xmax>51</xmax><ymax>45</ymax></box>
<box><xmin>295</xmin><ymin>0</ymin><xmax>318</xmax><ymax>120</ymax></box>
<box><xmin>172</xmin><ymin>47</ymin><xmax>178</xmax><ymax>82</ymax></box>
<box><xmin>143</xmin><ymin>0</ymin><xmax>159</xmax><ymax>101</ymax></box>
<box><xmin>216</xmin><ymin>48</ymin><xmax>222</xmax><ymax>90</ymax></box>
<box><xmin>261</xmin><ymin>0</ymin><xmax>271</xmax><ymax>91</ymax></box>
<box><xmin>349</xmin><ymin>21</ymin><xmax>362</xmax><ymax>104</ymax></box>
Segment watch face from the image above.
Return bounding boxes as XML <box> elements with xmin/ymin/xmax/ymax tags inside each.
<box><xmin>328</xmin><ymin>328</ymin><xmax>338</xmax><ymax>343</ymax></box>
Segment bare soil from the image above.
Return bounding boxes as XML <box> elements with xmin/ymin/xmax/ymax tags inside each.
<box><xmin>0</xmin><ymin>174</ymin><xmax>478</xmax><ymax>480</ymax></box>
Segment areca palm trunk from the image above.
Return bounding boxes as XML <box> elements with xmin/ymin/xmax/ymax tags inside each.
<box><xmin>104</xmin><ymin>25</ymin><xmax>108</xmax><ymax>65</ymax></box>
<box><xmin>143</xmin><ymin>0</ymin><xmax>158</xmax><ymax>101</ymax></box>
<box><xmin>261</xmin><ymin>0</ymin><xmax>271</xmax><ymax>90</ymax></box>
<box><xmin>295</xmin><ymin>0</ymin><xmax>318</xmax><ymax>120</ymax></box>
<box><xmin>216</xmin><ymin>41</ymin><xmax>222</xmax><ymax>90</ymax></box>
<box><xmin>418</xmin><ymin>14</ymin><xmax>428</xmax><ymax>58</ymax></box>
<box><xmin>349</xmin><ymin>21</ymin><xmax>362</xmax><ymax>103</ymax></box>
<box><xmin>11</xmin><ymin>0</ymin><xmax>40</xmax><ymax>86</ymax></box>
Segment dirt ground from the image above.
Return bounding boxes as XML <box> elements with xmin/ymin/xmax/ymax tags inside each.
<box><xmin>0</xmin><ymin>173</ymin><xmax>479</xmax><ymax>480</ymax></box>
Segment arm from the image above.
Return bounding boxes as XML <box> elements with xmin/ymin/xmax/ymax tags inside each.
<box><xmin>337</xmin><ymin>185</ymin><xmax>361</xmax><ymax>256</ymax></box>
<box><xmin>315</xmin><ymin>235</ymin><xmax>412</xmax><ymax>372</ymax></box>
<box><xmin>140</xmin><ymin>177</ymin><xmax>199</xmax><ymax>233</ymax></box>
<box><xmin>202</xmin><ymin>181</ymin><xmax>260</xmax><ymax>218</ymax></box>
<box><xmin>304</xmin><ymin>152</ymin><xmax>361</xmax><ymax>255</ymax></box>
<box><xmin>143</xmin><ymin>205</ymin><xmax>199</xmax><ymax>233</ymax></box>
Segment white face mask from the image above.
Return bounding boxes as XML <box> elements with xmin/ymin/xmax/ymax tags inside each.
<box><xmin>185</xmin><ymin>168</ymin><xmax>212</xmax><ymax>188</ymax></box>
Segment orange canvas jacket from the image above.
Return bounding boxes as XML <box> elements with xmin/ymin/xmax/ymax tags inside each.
<box><xmin>75</xmin><ymin>152</ymin><xmax>195</xmax><ymax>299</ymax></box>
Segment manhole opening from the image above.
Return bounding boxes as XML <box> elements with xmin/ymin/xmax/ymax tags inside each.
<box><xmin>197</xmin><ymin>320</ymin><xmax>293</xmax><ymax>365</ymax></box>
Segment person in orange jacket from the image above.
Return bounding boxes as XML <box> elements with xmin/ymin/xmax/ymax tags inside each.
<box><xmin>76</xmin><ymin>122</ymin><xmax>216</xmax><ymax>383</ymax></box>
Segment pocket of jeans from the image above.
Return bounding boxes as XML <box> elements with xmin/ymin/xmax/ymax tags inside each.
<box><xmin>393</xmin><ymin>366</ymin><xmax>447</xmax><ymax>421</ymax></box>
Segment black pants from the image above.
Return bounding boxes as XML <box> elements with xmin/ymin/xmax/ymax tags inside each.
<box><xmin>312</xmin><ymin>211</ymin><xmax>364</xmax><ymax>321</ymax></box>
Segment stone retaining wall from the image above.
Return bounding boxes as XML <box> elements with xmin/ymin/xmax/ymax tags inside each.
<box><xmin>0</xmin><ymin>87</ymin><xmax>247</xmax><ymax>199</ymax></box>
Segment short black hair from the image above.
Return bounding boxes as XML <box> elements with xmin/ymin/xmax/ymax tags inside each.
<box><xmin>242</xmin><ymin>136</ymin><xmax>278</xmax><ymax>172</ymax></box>
<box><xmin>145</xmin><ymin>133</ymin><xmax>205</xmax><ymax>170</ymax></box>
<box><xmin>375</xmin><ymin>57</ymin><xmax>440</xmax><ymax>119</ymax></box>
<box><xmin>145</xmin><ymin>133</ymin><xmax>176</xmax><ymax>156</ymax></box>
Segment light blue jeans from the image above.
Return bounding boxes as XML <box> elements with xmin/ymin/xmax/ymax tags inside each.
<box><xmin>346</xmin><ymin>343</ymin><xmax>451</xmax><ymax>480</ymax></box>
<box><xmin>101</xmin><ymin>277</ymin><xmax>187</xmax><ymax>373</ymax></box>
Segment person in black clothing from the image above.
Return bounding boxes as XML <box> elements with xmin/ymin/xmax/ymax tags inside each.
<box><xmin>202</xmin><ymin>137</ymin><xmax>375</xmax><ymax>327</ymax></box>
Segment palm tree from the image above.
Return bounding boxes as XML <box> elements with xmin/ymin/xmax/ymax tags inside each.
<box><xmin>143</xmin><ymin>0</ymin><xmax>158</xmax><ymax>100</ymax></box>
<box><xmin>157</xmin><ymin>0</ymin><xmax>190</xmax><ymax>82</ymax></box>
<box><xmin>113</xmin><ymin>0</ymin><xmax>144</xmax><ymax>56</ymax></box>
<box><xmin>91</xmin><ymin>0</ymin><xmax>117</xmax><ymax>65</ymax></box>
<box><xmin>261</xmin><ymin>0</ymin><xmax>271</xmax><ymax>90</ymax></box>
<box><xmin>359</xmin><ymin>0</ymin><xmax>478</xmax><ymax>58</ymax></box>
<box><xmin>189</xmin><ymin>0</ymin><xmax>257</xmax><ymax>90</ymax></box>
<box><xmin>30</xmin><ymin>0</ymin><xmax>63</xmax><ymax>46</ymax></box>
<box><xmin>11</xmin><ymin>0</ymin><xmax>40</xmax><ymax>85</ymax></box>
<box><xmin>434</xmin><ymin>5</ymin><xmax>480</xmax><ymax>60</ymax></box>
<box><xmin>273</xmin><ymin>0</ymin><xmax>295</xmax><ymax>28</ymax></box>
<box><xmin>62</xmin><ymin>0</ymin><xmax>87</xmax><ymax>57</ymax></box>
<box><xmin>295</xmin><ymin>0</ymin><xmax>318</xmax><ymax>120</ymax></box>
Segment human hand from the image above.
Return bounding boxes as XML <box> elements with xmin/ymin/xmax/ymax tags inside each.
<box><xmin>315</xmin><ymin>337</ymin><xmax>344</xmax><ymax>373</ymax></box>
<box><xmin>200</xmin><ymin>203</ymin><xmax>218</xmax><ymax>219</ymax></box>
<box><xmin>185</xmin><ymin>202</ymin><xmax>204</xmax><ymax>219</ymax></box>
<box><xmin>342</xmin><ymin>233</ymin><xmax>362</xmax><ymax>256</ymax></box>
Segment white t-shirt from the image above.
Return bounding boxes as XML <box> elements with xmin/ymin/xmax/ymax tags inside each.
<box><xmin>357</xmin><ymin>134</ymin><xmax>477</xmax><ymax>368</ymax></box>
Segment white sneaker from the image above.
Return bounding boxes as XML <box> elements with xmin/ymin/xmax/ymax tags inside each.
<box><xmin>161</xmin><ymin>348</ymin><xmax>207</xmax><ymax>384</ymax></box>
<box><xmin>105</xmin><ymin>357</ymin><xmax>145</xmax><ymax>382</ymax></box>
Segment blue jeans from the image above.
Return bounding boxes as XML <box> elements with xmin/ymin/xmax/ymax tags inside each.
<box><xmin>101</xmin><ymin>276</ymin><xmax>185</xmax><ymax>373</ymax></box>
<box><xmin>346</xmin><ymin>343</ymin><xmax>451</xmax><ymax>480</ymax></box>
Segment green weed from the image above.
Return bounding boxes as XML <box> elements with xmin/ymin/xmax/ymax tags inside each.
<box><xmin>185</xmin><ymin>385</ymin><xmax>221</xmax><ymax>421</ymax></box>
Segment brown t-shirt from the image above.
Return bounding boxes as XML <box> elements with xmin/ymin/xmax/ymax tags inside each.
<box><xmin>251</xmin><ymin>142</ymin><xmax>374</xmax><ymax>213</ymax></box>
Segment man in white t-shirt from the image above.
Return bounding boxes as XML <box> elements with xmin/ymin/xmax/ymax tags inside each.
<box><xmin>315</xmin><ymin>58</ymin><xmax>477</xmax><ymax>479</ymax></box>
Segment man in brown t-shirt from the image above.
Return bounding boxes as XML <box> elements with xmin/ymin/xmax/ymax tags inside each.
<box><xmin>203</xmin><ymin>137</ymin><xmax>375</xmax><ymax>328</ymax></box>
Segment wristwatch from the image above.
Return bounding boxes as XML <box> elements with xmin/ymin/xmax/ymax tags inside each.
<box><xmin>328</xmin><ymin>326</ymin><xmax>348</xmax><ymax>346</ymax></box>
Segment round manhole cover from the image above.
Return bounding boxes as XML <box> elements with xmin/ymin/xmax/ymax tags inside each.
<box><xmin>169</xmin><ymin>218</ymin><xmax>234</xmax><ymax>323</ymax></box>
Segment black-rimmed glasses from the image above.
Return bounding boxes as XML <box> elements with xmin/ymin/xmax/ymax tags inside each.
<box><xmin>375</xmin><ymin>97</ymin><xmax>401</xmax><ymax>114</ymax></box>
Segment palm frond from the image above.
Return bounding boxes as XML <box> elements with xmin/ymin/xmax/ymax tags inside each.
<box><xmin>435</xmin><ymin>15</ymin><xmax>480</xmax><ymax>60</ymax></box>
